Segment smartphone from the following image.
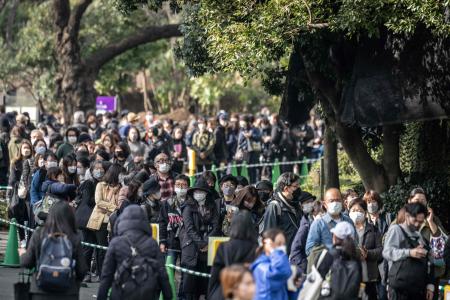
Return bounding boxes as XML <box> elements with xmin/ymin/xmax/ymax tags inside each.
<box><xmin>226</xmin><ymin>205</ymin><xmax>239</xmax><ymax>214</ymax></box>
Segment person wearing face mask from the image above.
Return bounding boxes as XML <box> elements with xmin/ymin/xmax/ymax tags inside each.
<box><xmin>236</xmin><ymin>115</ymin><xmax>262</xmax><ymax>184</ymax></box>
<box><xmin>216</xmin><ymin>175</ymin><xmax>238</xmax><ymax>232</ymax></box>
<box><xmin>305</xmin><ymin>188</ymin><xmax>354</xmax><ymax>258</ymax></box>
<box><xmin>56</xmin><ymin>127</ymin><xmax>79</xmax><ymax>161</ymax></box>
<box><xmin>75</xmin><ymin>160</ymin><xmax>111</xmax><ymax>283</ymax></box>
<box><xmin>171</xmin><ymin>126</ymin><xmax>188</xmax><ymax>174</ymax></box>
<box><xmin>213</xmin><ymin>112</ymin><xmax>230</xmax><ymax>179</ymax></box>
<box><xmin>255</xmin><ymin>180</ymin><xmax>273</xmax><ymax>204</ymax></box>
<box><xmin>100</xmin><ymin>133</ymin><xmax>115</xmax><ymax>154</ymax></box>
<box><xmin>140</xmin><ymin>177</ymin><xmax>162</xmax><ymax>224</ymax></box>
<box><xmin>348</xmin><ymin>198</ymin><xmax>382</xmax><ymax>300</ymax></box>
<box><xmin>230</xmin><ymin>186</ymin><xmax>265</xmax><ymax>231</ymax></box>
<box><xmin>179</xmin><ymin>179</ymin><xmax>220</xmax><ymax>300</ymax></box>
<box><xmin>290</xmin><ymin>192</ymin><xmax>318</xmax><ymax>274</ymax></box>
<box><xmin>192</xmin><ymin>117</ymin><xmax>216</xmax><ymax>172</ymax></box>
<box><xmin>87</xmin><ymin>114</ymin><xmax>103</xmax><ymax>141</ymax></box>
<box><xmin>150</xmin><ymin>152</ymin><xmax>176</xmax><ymax>202</ymax></box>
<box><xmin>159</xmin><ymin>175</ymin><xmax>189</xmax><ymax>265</ymax></box>
<box><xmin>113</xmin><ymin>142</ymin><xmax>135</xmax><ymax>173</ymax></box>
<box><xmin>75</xmin><ymin>156</ymin><xmax>89</xmax><ymax>184</ymax></box>
<box><xmin>30</xmin><ymin>152</ymin><xmax>58</xmax><ymax>207</ymax></box>
<box><xmin>62</xmin><ymin>153</ymin><xmax>79</xmax><ymax>185</ymax></box>
<box><xmin>251</xmin><ymin>229</ymin><xmax>292</xmax><ymax>300</ymax></box>
<box><xmin>86</xmin><ymin>163</ymin><xmax>122</xmax><ymax>278</ymax></box>
<box><xmin>7</xmin><ymin>140</ymin><xmax>33</xmax><ymax>247</ymax></box>
<box><xmin>383</xmin><ymin>203</ymin><xmax>435</xmax><ymax>300</ymax></box>
<box><xmin>260</xmin><ymin>172</ymin><xmax>303</xmax><ymax>254</ymax></box>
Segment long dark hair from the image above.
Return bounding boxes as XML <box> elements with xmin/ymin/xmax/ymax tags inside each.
<box><xmin>44</xmin><ymin>201</ymin><xmax>77</xmax><ymax>235</ymax></box>
<box><xmin>229</xmin><ymin>210</ymin><xmax>258</xmax><ymax>243</ymax></box>
<box><xmin>102</xmin><ymin>163</ymin><xmax>123</xmax><ymax>186</ymax></box>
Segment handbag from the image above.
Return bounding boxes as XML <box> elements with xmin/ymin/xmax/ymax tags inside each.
<box><xmin>14</xmin><ymin>271</ymin><xmax>31</xmax><ymax>300</ymax></box>
<box><xmin>298</xmin><ymin>249</ymin><xmax>328</xmax><ymax>300</ymax></box>
<box><xmin>18</xmin><ymin>181</ymin><xmax>27</xmax><ymax>199</ymax></box>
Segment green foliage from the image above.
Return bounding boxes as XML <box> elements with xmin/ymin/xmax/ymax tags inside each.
<box><xmin>382</xmin><ymin>174</ymin><xmax>450</xmax><ymax>226</ymax></box>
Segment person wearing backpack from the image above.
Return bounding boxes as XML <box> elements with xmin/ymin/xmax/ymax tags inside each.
<box><xmin>97</xmin><ymin>204</ymin><xmax>172</xmax><ymax>300</ymax></box>
<box><xmin>260</xmin><ymin>172</ymin><xmax>302</xmax><ymax>254</ymax></box>
<box><xmin>310</xmin><ymin>221</ymin><xmax>362</xmax><ymax>300</ymax></box>
<box><xmin>20</xmin><ymin>201</ymin><xmax>88</xmax><ymax>300</ymax></box>
<box><xmin>86</xmin><ymin>163</ymin><xmax>122</xmax><ymax>277</ymax></box>
<box><xmin>383</xmin><ymin>203</ymin><xmax>435</xmax><ymax>300</ymax></box>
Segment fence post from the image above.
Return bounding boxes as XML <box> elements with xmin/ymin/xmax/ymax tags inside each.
<box><xmin>300</xmin><ymin>158</ymin><xmax>309</xmax><ymax>185</ymax></box>
<box><xmin>271</xmin><ymin>159</ymin><xmax>280</xmax><ymax>185</ymax></box>
<box><xmin>165</xmin><ymin>256</ymin><xmax>177</xmax><ymax>300</ymax></box>
<box><xmin>231</xmin><ymin>161</ymin><xmax>238</xmax><ymax>177</ymax></box>
<box><xmin>241</xmin><ymin>162</ymin><xmax>249</xmax><ymax>181</ymax></box>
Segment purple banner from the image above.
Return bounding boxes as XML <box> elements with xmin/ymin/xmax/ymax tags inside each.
<box><xmin>96</xmin><ymin>96</ymin><xmax>116</xmax><ymax>114</ymax></box>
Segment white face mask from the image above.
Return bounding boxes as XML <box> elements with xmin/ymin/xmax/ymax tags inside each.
<box><xmin>38</xmin><ymin>159</ymin><xmax>45</xmax><ymax>168</ymax></box>
<box><xmin>302</xmin><ymin>202</ymin><xmax>315</xmax><ymax>214</ymax></box>
<box><xmin>175</xmin><ymin>187</ymin><xmax>188</xmax><ymax>198</ymax></box>
<box><xmin>367</xmin><ymin>203</ymin><xmax>379</xmax><ymax>214</ymax></box>
<box><xmin>198</xmin><ymin>124</ymin><xmax>206</xmax><ymax>132</ymax></box>
<box><xmin>36</xmin><ymin>146</ymin><xmax>46</xmax><ymax>155</ymax></box>
<box><xmin>158</xmin><ymin>163</ymin><xmax>170</xmax><ymax>173</ymax></box>
<box><xmin>349</xmin><ymin>211</ymin><xmax>365</xmax><ymax>224</ymax></box>
<box><xmin>193</xmin><ymin>191</ymin><xmax>207</xmax><ymax>204</ymax></box>
<box><xmin>327</xmin><ymin>201</ymin><xmax>342</xmax><ymax>216</ymax></box>
<box><xmin>68</xmin><ymin>166</ymin><xmax>77</xmax><ymax>174</ymax></box>
<box><xmin>47</xmin><ymin>161</ymin><xmax>58</xmax><ymax>169</ymax></box>
<box><xmin>68</xmin><ymin>136</ymin><xmax>77</xmax><ymax>144</ymax></box>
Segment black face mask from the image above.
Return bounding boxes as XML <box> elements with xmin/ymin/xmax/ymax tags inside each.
<box><xmin>292</xmin><ymin>188</ymin><xmax>302</xmax><ymax>202</ymax></box>
<box><xmin>258</xmin><ymin>191</ymin><xmax>271</xmax><ymax>203</ymax></box>
<box><xmin>115</xmin><ymin>152</ymin><xmax>125</xmax><ymax>159</ymax></box>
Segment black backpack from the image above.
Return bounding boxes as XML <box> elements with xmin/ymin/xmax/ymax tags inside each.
<box><xmin>36</xmin><ymin>232</ymin><xmax>75</xmax><ymax>292</ymax></box>
<box><xmin>388</xmin><ymin>225</ymin><xmax>428</xmax><ymax>293</ymax></box>
<box><xmin>113</xmin><ymin>237</ymin><xmax>161</xmax><ymax>300</ymax></box>
<box><xmin>327</xmin><ymin>255</ymin><xmax>361</xmax><ymax>299</ymax></box>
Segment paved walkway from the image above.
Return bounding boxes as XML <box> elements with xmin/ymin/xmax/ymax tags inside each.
<box><xmin>0</xmin><ymin>230</ymin><xmax>99</xmax><ymax>299</ymax></box>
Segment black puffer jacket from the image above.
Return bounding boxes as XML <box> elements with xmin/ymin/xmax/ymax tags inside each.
<box><xmin>97</xmin><ymin>205</ymin><xmax>172</xmax><ymax>300</ymax></box>
<box><xmin>75</xmin><ymin>179</ymin><xmax>97</xmax><ymax>229</ymax></box>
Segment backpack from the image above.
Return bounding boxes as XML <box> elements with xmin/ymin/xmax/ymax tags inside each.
<box><xmin>388</xmin><ymin>225</ymin><xmax>428</xmax><ymax>293</ymax></box>
<box><xmin>36</xmin><ymin>232</ymin><xmax>74</xmax><ymax>292</ymax></box>
<box><xmin>326</xmin><ymin>254</ymin><xmax>361</xmax><ymax>299</ymax></box>
<box><xmin>33</xmin><ymin>184</ymin><xmax>64</xmax><ymax>225</ymax></box>
<box><xmin>113</xmin><ymin>237</ymin><xmax>161</xmax><ymax>300</ymax></box>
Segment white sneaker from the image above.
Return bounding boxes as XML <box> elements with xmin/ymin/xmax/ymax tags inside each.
<box><xmin>20</xmin><ymin>239</ymin><xmax>26</xmax><ymax>249</ymax></box>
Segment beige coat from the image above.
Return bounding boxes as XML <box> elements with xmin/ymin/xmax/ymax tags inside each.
<box><xmin>86</xmin><ymin>182</ymin><xmax>121</xmax><ymax>231</ymax></box>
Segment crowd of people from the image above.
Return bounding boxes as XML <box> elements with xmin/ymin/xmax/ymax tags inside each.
<box><xmin>0</xmin><ymin>108</ymin><xmax>449</xmax><ymax>300</ymax></box>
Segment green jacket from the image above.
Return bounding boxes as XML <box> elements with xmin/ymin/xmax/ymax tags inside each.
<box><xmin>56</xmin><ymin>142</ymin><xmax>74</xmax><ymax>160</ymax></box>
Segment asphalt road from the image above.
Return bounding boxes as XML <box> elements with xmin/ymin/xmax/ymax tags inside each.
<box><xmin>0</xmin><ymin>266</ymin><xmax>99</xmax><ymax>300</ymax></box>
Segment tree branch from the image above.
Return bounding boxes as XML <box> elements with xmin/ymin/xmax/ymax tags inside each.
<box><xmin>85</xmin><ymin>24</ymin><xmax>182</xmax><ymax>71</ymax></box>
<box><xmin>68</xmin><ymin>0</ymin><xmax>93</xmax><ymax>39</ymax></box>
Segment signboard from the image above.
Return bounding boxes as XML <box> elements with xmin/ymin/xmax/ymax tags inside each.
<box><xmin>96</xmin><ymin>96</ymin><xmax>117</xmax><ymax>114</ymax></box>
<box><xmin>207</xmin><ymin>237</ymin><xmax>230</xmax><ymax>266</ymax></box>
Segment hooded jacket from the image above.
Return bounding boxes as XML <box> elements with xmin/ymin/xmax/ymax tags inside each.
<box><xmin>97</xmin><ymin>205</ymin><xmax>172</xmax><ymax>300</ymax></box>
<box><xmin>251</xmin><ymin>249</ymin><xmax>292</xmax><ymax>300</ymax></box>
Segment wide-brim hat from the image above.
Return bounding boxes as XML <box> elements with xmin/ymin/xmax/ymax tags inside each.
<box><xmin>187</xmin><ymin>177</ymin><xmax>211</xmax><ymax>197</ymax></box>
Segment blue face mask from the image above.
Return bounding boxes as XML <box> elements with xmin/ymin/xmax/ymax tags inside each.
<box><xmin>222</xmin><ymin>186</ymin><xmax>235</xmax><ymax>196</ymax></box>
<box><xmin>93</xmin><ymin>169</ymin><xmax>104</xmax><ymax>179</ymax></box>
<box><xmin>35</xmin><ymin>146</ymin><xmax>46</xmax><ymax>155</ymax></box>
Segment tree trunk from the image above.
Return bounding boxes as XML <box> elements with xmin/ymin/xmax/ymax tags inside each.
<box><xmin>382</xmin><ymin>124</ymin><xmax>401</xmax><ymax>186</ymax></box>
<box><xmin>323</xmin><ymin>124</ymin><xmax>339</xmax><ymax>189</ymax></box>
<box><xmin>334</xmin><ymin>121</ymin><xmax>388</xmax><ymax>192</ymax></box>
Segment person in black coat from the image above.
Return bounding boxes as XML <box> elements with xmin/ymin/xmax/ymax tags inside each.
<box><xmin>179</xmin><ymin>179</ymin><xmax>220</xmax><ymax>300</ymax></box>
<box><xmin>75</xmin><ymin>160</ymin><xmax>109</xmax><ymax>283</ymax></box>
<box><xmin>208</xmin><ymin>210</ymin><xmax>258</xmax><ymax>300</ymax></box>
<box><xmin>20</xmin><ymin>201</ymin><xmax>88</xmax><ymax>300</ymax></box>
<box><xmin>97</xmin><ymin>205</ymin><xmax>172</xmax><ymax>300</ymax></box>
<box><xmin>261</xmin><ymin>172</ymin><xmax>303</xmax><ymax>254</ymax></box>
